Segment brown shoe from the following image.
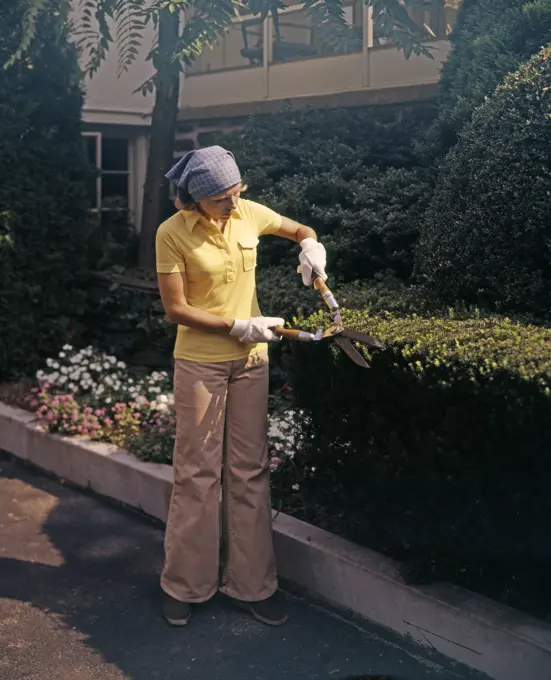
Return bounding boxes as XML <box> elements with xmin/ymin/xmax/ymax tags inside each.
<box><xmin>233</xmin><ymin>591</ymin><xmax>288</xmax><ymax>626</ymax></box>
<box><xmin>162</xmin><ymin>591</ymin><xmax>192</xmax><ymax>626</ymax></box>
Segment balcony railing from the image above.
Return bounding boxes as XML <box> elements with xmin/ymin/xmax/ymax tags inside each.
<box><xmin>180</xmin><ymin>1</ymin><xmax>458</xmax><ymax>111</ymax></box>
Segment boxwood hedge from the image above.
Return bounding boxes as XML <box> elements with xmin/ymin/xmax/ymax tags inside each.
<box><xmin>283</xmin><ymin>309</ymin><xmax>551</xmax><ymax>617</ymax></box>
<box><xmin>416</xmin><ymin>46</ymin><xmax>551</xmax><ymax>318</ymax></box>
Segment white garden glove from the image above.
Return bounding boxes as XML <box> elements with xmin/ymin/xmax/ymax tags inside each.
<box><xmin>298</xmin><ymin>238</ymin><xmax>328</xmax><ymax>287</ymax></box>
<box><xmin>230</xmin><ymin>316</ymin><xmax>285</xmax><ymax>343</ymax></box>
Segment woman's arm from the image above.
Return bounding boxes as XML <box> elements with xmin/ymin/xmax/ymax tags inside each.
<box><xmin>274</xmin><ymin>216</ymin><xmax>318</xmax><ymax>243</ymax></box>
<box><xmin>158</xmin><ymin>272</ymin><xmax>234</xmax><ymax>333</ymax></box>
<box><xmin>274</xmin><ymin>217</ymin><xmax>327</xmax><ymax>285</ymax></box>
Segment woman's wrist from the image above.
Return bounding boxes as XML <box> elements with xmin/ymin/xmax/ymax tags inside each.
<box><xmin>229</xmin><ymin>319</ymin><xmax>247</xmax><ymax>336</ymax></box>
<box><xmin>296</xmin><ymin>226</ymin><xmax>317</xmax><ymax>243</ymax></box>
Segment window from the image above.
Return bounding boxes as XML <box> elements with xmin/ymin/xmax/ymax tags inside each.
<box><xmin>83</xmin><ymin>132</ymin><xmax>131</xmax><ymax>228</ymax></box>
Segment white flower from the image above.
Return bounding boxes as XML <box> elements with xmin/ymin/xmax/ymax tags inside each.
<box><xmin>117</xmin><ymin>361</ymin><xmax>126</xmax><ymax>369</ymax></box>
<box><xmin>46</xmin><ymin>358</ymin><xmax>54</xmax><ymax>368</ymax></box>
<box><xmin>36</xmin><ymin>370</ymin><xmax>45</xmax><ymax>380</ymax></box>
<box><xmin>105</xmin><ymin>397</ymin><xmax>112</xmax><ymax>404</ymax></box>
<box><xmin>59</xmin><ymin>376</ymin><xmax>67</xmax><ymax>385</ymax></box>
<box><xmin>135</xmin><ymin>396</ymin><xmax>148</xmax><ymax>406</ymax></box>
<box><xmin>158</xmin><ymin>395</ymin><xmax>168</xmax><ymax>404</ymax></box>
<box><xmin>58</xmin><ymin>352</ymin><xmax>66</xmax><ymax>359</ymax></box>
<box><xmin>62</xmin><ymin>344</ymin><xmax>73</xmax><ymax>351</ymax></box>
<box><xmin>292</xmin><ymin>484</ymin><xmax>300</xmax><ymax>491</ymax></box>
<box><xmin>156</xmin><ymin>403</ymin><xmax>168</xmax><ymax>412</ymax></box>
<box><xmin>103</xmin><ymin>363</ymin><xmax>111</xmax><ymax>370</ymax></box>
<box><xmin>60</xmin><ymin>367</ymin><xmax>68</xmax><ymax>375</ymax></box>
<box><xmin>109</xmin><ymin>356</ymin><xmax>117</xmax><ymax>365</ymax></box>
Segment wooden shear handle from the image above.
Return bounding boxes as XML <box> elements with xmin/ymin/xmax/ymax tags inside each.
<box><xmin>273</xmin><ymin>326</ymin><xmax>319</xmax><ymax>342</ymax></box>
<box><xmin>312</xmin><ymin>271</ymin><xmax>342</xmax><ymax>323</ymax></box>
<box><xmin>274</xmin><ymin>326</ymin><xmax>304</xmax><ymax>341</ymax></box>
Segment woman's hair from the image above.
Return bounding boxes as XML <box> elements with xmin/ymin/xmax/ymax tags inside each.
<box><xmin>174</xmin><ymin>184</ymin><xmax>248</xmax><ymax>212</ymax></box>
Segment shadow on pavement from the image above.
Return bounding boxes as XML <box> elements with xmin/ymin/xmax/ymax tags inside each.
<box><xmin>0</xmin><ymin>453</ymin><xmax>481</xmax><ymax>680</ymax></box>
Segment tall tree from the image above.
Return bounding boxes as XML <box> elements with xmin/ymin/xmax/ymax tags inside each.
<box><xmin>6</xmin><ymin>0</ymin><xmax>432</xmax><ymax>268</ymax></box>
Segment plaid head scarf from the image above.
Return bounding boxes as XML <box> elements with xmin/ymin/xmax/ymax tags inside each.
<box><xmin>166</xmin><ymin>146</ymin><xmax>242</xmax><ymax>204</ymax></box>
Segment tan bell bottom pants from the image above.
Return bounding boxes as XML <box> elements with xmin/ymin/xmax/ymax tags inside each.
<box><xmin>160</xmin><ymin>351</ymin><xmax>278</xmax><ymax>603</ymax></box>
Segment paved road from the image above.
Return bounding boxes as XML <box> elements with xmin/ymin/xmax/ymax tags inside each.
<box><xmin>0</xmin><ymin>452</ymin><xmax>485</xmax><ymax>680</ymax></box>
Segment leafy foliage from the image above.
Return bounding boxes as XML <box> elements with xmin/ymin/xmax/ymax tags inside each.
<box><xmin>0</xmin><ymin>2</ymin><xmax>93</xmax><ymax>379</ymax></box>
<box><xmin>422</xmin><ymin>0</ymin><xmax>551</xmax><ymax>157</ymax></box>
<box><xmin>219</xmin><ymin>104</ymin><xmax>435</xmax><ymax>281</ymax></box>
<box><xmin>415</xmin><ymin>46</ymin><xmax>551</xmax><ymax>318</ymax></box>
<box><xmin>84</xmin><ymin>272</ymin><xmax>176</xmax><ymax>368</ymax></box>
<box><xmin>286</xmin><ymin>307</ymin><xmax>551</xmax><ymax>617</ymax></box>
<box><xmin>6</xmin><ymin>0</ymin><xmax>432</xmax><ymax>77</ymax></box>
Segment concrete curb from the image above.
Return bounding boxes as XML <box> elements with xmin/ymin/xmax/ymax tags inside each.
<box><xmin>2</xmin><ymin>401</ymin><xmax>551</xmax><ymax>680</ymax></box>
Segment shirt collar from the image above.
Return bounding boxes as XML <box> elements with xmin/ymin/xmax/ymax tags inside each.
<box><xmin>180</xmin><ymin>200</ymin><xmax>243</xmax><ymax>232</ymax></box>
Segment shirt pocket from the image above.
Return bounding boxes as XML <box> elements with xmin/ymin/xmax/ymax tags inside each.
<box><xmin>238</xmin><ymin>236</ymin><xmax>259</xmax><ymax>272</ymax></box>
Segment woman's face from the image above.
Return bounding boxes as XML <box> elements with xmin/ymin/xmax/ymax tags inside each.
<box><xmin>197</xmin><ymin>183</ymin><xmax>242</xmax><ymax>221</ymax></box>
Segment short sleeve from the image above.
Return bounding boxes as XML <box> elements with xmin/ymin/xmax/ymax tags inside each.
<box><xmin>156</xmin><ymin>226</ymin><xmax>186</xmax><ymax>274</ymax></box>
<box><xmin>242</xmin><ymin>199</ymin><xmax>283</xmax><ymax>237</ymax></box>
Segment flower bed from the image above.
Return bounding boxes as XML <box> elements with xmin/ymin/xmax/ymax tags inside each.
<box><xmin>25</xmin><ymin>345</ymin><xmax>298</xmax><ymax>479</ymax></box>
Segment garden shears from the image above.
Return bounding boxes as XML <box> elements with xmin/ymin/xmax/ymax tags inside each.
<box><xmin>274</xmin><ymin>270</ymin><xmax>385</xmax><ymax>369</ymax></box>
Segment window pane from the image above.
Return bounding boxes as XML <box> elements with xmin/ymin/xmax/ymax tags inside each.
<box><xmin>101</xmin><ymin>210</ymin><xmax>131</xmax><ymax>231</ymax></box>
<box><xmin>101</xmin><ymin>173</ymin><xmax>129</xmax><ymax>210</ymax></box>
<box><xmin>85</xmin><ymin>135</ymin><xmax>98</xmax><ymax>167</ymax></box>
<box><xmin>102</xmin><ymin>138</ymin><xmax>129</xmax><ymax>172</ymax></box>
<box><xmin>87</xmin><ymin>177</ymin><xmax>99</xmax><ymax>208</ymax></box>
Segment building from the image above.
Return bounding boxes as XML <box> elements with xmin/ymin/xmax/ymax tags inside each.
<box><xmin>80</xmin><ymin>0</ymin><xmax>459</xmax><ymax>231</ymax></box>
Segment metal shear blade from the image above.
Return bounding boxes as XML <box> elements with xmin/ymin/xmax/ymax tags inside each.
<box><xmin>333</xmin><ymin>335</ymin><xmax>370</xmax><ymax>369</ymax></box>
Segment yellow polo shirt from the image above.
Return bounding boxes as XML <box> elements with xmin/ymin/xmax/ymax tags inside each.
<box><xmin>155</xmin><ymin>198</ymin><xmax>283</xmax><ymax>362</ymax></box>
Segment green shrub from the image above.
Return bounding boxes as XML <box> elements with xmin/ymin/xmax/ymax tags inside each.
<box><xmin>83</xmin><ymin>271</ymin><xmax>176</xmax><ymax>370</ymax></box>
<box><xmin>0</xmin><ymin>3</ymin><xmax>93</xmax><ymax>379</ymax></box>
<box><xmin>256</xmin><ymin>266</ymin><xmax>436</xmax><ymax>322</ymax></box>
<box><xmin>322</xmin><ymin>167</ymin><xmax>433</xmax><ymax>282</ymax></box>
<box><xmin>415</xmin><ymin>46</ymin><xmax>551</xmax><ymax>318</ymax></box>
<box><xmin>422</xmin><ymin>0</ymin><xmax>551</xmax><ymax>158</ymax></box>
<box><xmin>218</xmin><ymin>104</ymin><xmax>435</xmax><ymax>279</ymax></box>
<box><xmin>285</xmin><ymin>308</ymin><xmax>551</xmax><ymax>616</ymax></box>
<box><xmin>256</xmin><ymin>265</ymin><xmax>320</xmax><ymax>321</ymax></box>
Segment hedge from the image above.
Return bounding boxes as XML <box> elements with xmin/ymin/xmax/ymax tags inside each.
<box><xmin>218</xmin><ymin>104</ymin><xmax>435</xmax><ymax>281</ymax></box>
<box><xmin>415</xmin><ymin>46</ymin><xmax>551</xmax><ymax>318</ymax></box>
<box><xmin>422</xmin><ymin>0</ymin><xmax>551</xmax><ymax>158</ymax></box>
<box><xmin>282</xmin><ymin>309</ymin><xmax>551</xmax><ymax>617</ymax></box>
<box><xmin>0</xmin><ymin>3</ymin><xmax>93</xmax><ymax>379</ymax></box>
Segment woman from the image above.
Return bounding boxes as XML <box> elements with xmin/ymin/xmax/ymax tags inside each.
<box><xmin>156</xmin><ymin>146</ymin><xmax>327</xmax><ymax>628</ymax></box>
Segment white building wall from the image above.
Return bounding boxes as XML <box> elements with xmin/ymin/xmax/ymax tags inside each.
<box><xmin>69</xmin><ymin>3</ymin><xmax>155</xmax><ymax>228</ymax></box>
